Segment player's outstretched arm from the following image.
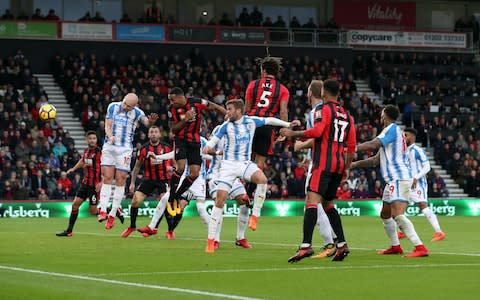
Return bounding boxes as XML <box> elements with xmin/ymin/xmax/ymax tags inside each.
<box><xmin>105</xmin><ymin>119</ymin><xmax>115</xmax><ymax>144</ymax></box>
<box><xmin>263</xmin><ymin>117</ymin><xmax>298</xmax><ymax>128</ymax></box>
<box><xmin>356</xmin><ymin>138</ymin><xmax>382</xmax><ymax>152</ymax></box>
<box><xmin>147</xmin><ymin>151</ymin><xmax>174</xmax><ymax>162</ymax></box>
<box><xmin>350</xmin><ymin>152</ymin><xmax>380</xmax><ymax>169</ymax></box>
<box><xmin>141</xmin><ymin>113</ymin><xmax>159</xmax><ymax>127</ymax></box>
<box><xmin>206</xmin><ymin>100</ymin><xmax>227</xmax><ymax>116</ymax></box>
<box><xmin>67</xmin><ymin>158</ymin><xmax>84</xmax><ymax>174</ymax></box>
<box><xmin>294</xmin><ymin>139</ymin><xmax>314</xmax><ymax>152</ymax></box>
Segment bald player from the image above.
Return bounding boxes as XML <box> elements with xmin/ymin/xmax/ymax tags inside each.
<box><xmin>97</xmin><ymin>93</ymin><xmax>158</xmax><ymax>230</ymax></box>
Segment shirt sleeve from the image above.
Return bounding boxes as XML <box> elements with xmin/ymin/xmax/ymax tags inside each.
<box><xmin>138</xmin><ymin>147</ymin><xmax>146</xmax><ymax>161</ymax></box>
<box><xmin>346</xmin><ymin>116</ymin><xmax>357</xmax><ymax>154</ymax></box>
<box><xmin>377</xmin><ymin>125</ymin><xmax>396</xmax><ymax>147</ymax></box>
<box><xmin>250</xmin><ymin>116</ymin><xmax>266</xmax><ymax>127</ymax></box>
<box><xmin>279</xmin><ymin>85</ymin><xmax>290</xmax><ymax>102</ymax></box>
<box><xmin>168</xmin><ymin>107</ymin><xmax>178</xmax><ymax>122</ymax></box>
<box><xmin>191</xmin><ymin>97</ymin><xmax>208</xmax><ymax>111</ymax></box>
<box><xmin>303</xmin><ymin>106</ymin><xmax>331</xmax><ymax>139</ymax></box>
<box><xmin>106</xmin><ymin>103</ymin><xmax>115</xmax><ymax>120</ymax></box>
<box><xmin>136</xmin><ymin>108</ymin><xmax>145</xmax><ymax>122</ymax></box>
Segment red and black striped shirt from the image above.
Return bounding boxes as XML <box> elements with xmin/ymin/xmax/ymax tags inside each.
<box><xmin>245</xmin><ymin>76</ymin><xmax>290</xmax><ymax>117</ymax></box>
<box><xmin>82</xmin><ymin>146</ymin><xmax>102</xmax><ymax>186</ymax></box>
<box><xmin>138</xmin><ymin>142</ymin><xmax>172</xmax><ymax>181</ymax></box>
<box><xmin>304</xmin><ymin>100</ymin><xmax>357</xmax><ymax>174</ymax></box>
<box><xmin>168</xmin><ymin>97</ymin><xmax>208</xmax><ymax>144</ymax></box>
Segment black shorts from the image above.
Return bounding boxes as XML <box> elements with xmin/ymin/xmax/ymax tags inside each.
<box><xmin>174</xmin><ymin>139</ymin><xmax>202</xmax><ymax>165</ymax></box>
<box><xmin>252</xmin><ymin>125</ymin><xmax>274</xmax><ymax>157</ymax></box>
<box><xmin>76</xmin><ymin>184</ymin><xmax>98</xmax><ymax>205</ymax></box>
<box><xmin>137</xmin><ymin>179</ymin><xmax>168</xmax><ymax>196</ymax></box>
<box><xmin>307</xmin><ymin>171</ymin><xmax>343</xmax><ymax>202</ymax></box>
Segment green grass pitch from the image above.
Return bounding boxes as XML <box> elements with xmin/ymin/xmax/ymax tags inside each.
<box><xmin>1</xmin><ymin>215</ymin><xmax>479</xmax><ymax>299</ymax></box>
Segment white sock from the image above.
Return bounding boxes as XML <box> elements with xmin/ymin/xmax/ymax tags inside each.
<box><xmin>316</xmin><ymin>204</ymin><xmax>334</xmax><ymax>245</ymax></box>
<box><xmin>208</xmin><ymin>206</ymin><xmax>223</xmax><ymax>240</ymax></box>
<box><xmin>395</xmin><ymin>215</ymin><xmax>423</xmax><ymax>246</ymax></box>
<box><xmin>99</xmin><ymin>183</ymin><xmax>112</xmax><ymax>212</ymax></box>
<box><xmin>383</xmin><ymin>217</ymin><xmax>400</xmax><ymax>246</ymax></box>
<box><xmin>237</xmin><ymin>204</ymin><xmax>249</xmax><ymax>240</ymax></box>
<box><xmin>196</xmin><ymin>202</ymin><xmax>209</xmax><ymax>228</ymax></box>
<box><xmin>422</xmin><ymin>207</ymin><xmax>442</xmax><ymax>232</ymax></box>
<box><xmin>215</xmin><ymin>215</ymin><xmax>223</xmax><ymax>242</ymax></box>
<box><xmin>252</xmin><ymin>183</ymin><xmax>267</xmax><ymax>217</ymax></box>
<box><xmin>109</xmin><ymin>185</ymin><xmax>125</xmax><ymax>217</ymax></box>
<box><xmin>149</xmin><ymin>193</ymin><xmax>168</xmax><ymax>230</ymax></box>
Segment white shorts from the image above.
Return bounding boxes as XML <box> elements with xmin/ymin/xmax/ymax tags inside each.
<box><xmin>215</xmin><ymin>160</ymin><xmax>260</xmax><ymax>193</ymax></box>
<box><xmin>101</xmin><ymin>144</ymin><xmax>133</xmax><ymax>172</ymax></box>
<box><xmin>179</xmin><ymin>175</ymin><xmax>206</xmax><ymax>202</ymax></box>
<box><xmin>409</xmin><ymin>186</ymin><xmax>427</xmax><ymax>204</ymax></box>
<box><xmin>208</xmin><ymin>176</ymin><xmax>246</xmax><ymax>200</ymax></box>
<box><xmin>382</xmin><ymin>180</ymin><xmax>412</xmax><ymax>204</ymax></box>
<box><xmin>305</xmin><ymin>162</ymin><xmax>313</xmax><ymax>195</ymax></box>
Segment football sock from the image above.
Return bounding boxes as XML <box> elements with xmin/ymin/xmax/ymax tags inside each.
<box><xmin>383</xmin><ymin>217</ymin><xmax>400</xmax><ymax>246</ymax></box>
<box><xmin>130</xmin><ymin>207</ymin><xmax>138</xmax><ymax>228</ymax></box>
<box><xmin>237</xmin><ymin>204</ymin><xmax>249</xmax><ymax>240</ymax></box>
<box><xmin>109</xmin><ymin>185</ymin><xmax>125</xmax><ymax>217</ymax></box>
<box><xmin>168</xmin><ymin>213</ymin><xmax>183</xmax><ymax>232</ymax></box>
<box><xmin>422</xmin><ymin>207</ymin><xmax>442</xmax><ymax>232</ymax></box>
<box><xmin>246</xmin><ymin>182</ymin><xmax>257</xmax><ymax>198</ymax></box>
<box><xmin>316</xmin><ymin>203</ymin><xmax>334</xmax><ymax>245</ymax></box>
<box><xmin>325</xmin><ymin>206</ymin><xmax>346</xmax><ymax>244</ymax></box>
<box><xmin>196</xmin><ymin>202</ymin><xmax>209</xmax><ymax>227</ymax></box>
<box><xmin>167</xmin><ymin>171</ymin><xmax>182</xmax><ymax>202</ymax></box>
<box><xmin>215</xmin><ymin>214</ymin><xmax>223</xmax><ymax>242</ymax></box>
<box><xmin>99</xmin><ymin>183</ymin><xmax>112</xmax><ymax>212</ymax></box>
<box><xmin>252</xmin><ymin>183</ymin><xmax>267</xmax><ymax>217</ymax></box>
<box><xmin>149</xmin><ymin>193</ymin><xmax>168</xmax><ymax>230</ymax></box>
<box><xmin>67</xmin><ymin>208</ymin><xmax>78</xmax><ymax>232</ymax></box>
<box><xmin>208</xmin><ymin>206</ymin><xmax>223</xmax><ymax>240</ymax></box>
<box><xmin>302</xmin><ymin>205</ymin><xmax>318</xmax><ymax>245</ymax></box>
<box><xmin>395</xmin><ymin>214</ymin><xmax>423</xmax><ymax>246</ymax></box>
<box><xmin>174</xmin><ymin>176</ymin><xmax>195</xmax><ymax>200</ymax></box>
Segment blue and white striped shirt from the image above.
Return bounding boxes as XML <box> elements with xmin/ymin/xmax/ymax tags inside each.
<box><xmin>377</xmin><ymin>123</ymin><xmax>412</xmax><ymax>182</ymax></box>
<box><xmin>209</xmin><ymin>116</ymin><xmax>267</xmax><ymax>162</ymax></box>
<box><xmin>305</xmin><ymin>102</ymin><xmax>323</xmax><ymax>160</ymax></box>
<box><xmin>408</xmin><ymin>144</ymin><xmax>430</xmax><ymax>195</ymax></box>
<box><xmin>105</xmin><ymin>102</ymin><xmax>145</xmax><ymax>149</ymax></box>
<box><xmin>206</xmin><ymin>126</ymin><xmax>223</xmax><ymax>179</ymax></box>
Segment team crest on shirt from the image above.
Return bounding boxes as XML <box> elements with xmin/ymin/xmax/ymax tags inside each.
<box><xmin>247</xmin><ymin>123</ymin><xmax>255</xmax><ymax>131</ymax></box>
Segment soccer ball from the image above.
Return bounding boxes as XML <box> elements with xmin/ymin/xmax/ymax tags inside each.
<box><xmin>39</xmin><ymin>104</ymin><xmax>57</xmax><ymax>121</ymax></box>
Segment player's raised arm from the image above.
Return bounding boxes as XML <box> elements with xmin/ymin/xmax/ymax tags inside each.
<box><xmin>147</xmin><ymin>150</ymin><xmax>174</xmax><ymax>163</ymax></box>
<box><xmin>356</xmin><ymin>138</ymin><xmax>382</xmax><ymax>152</ymax></box>
<box><xmin>67</xmin><ymin>157</ymin><xmax>84</xmax><ymax>174</ymax></box>
<box><xmin>140</xmin><ymin>113</ymin><xmax>159</xmax><ymax>127</ymax></box>
<box><xmin>280</xmin><ymin>107</ymin><xmax>330</xmax><ymax>139</ymax></box>
<box><xmin>350</xmin><ymin>151</ymin><xmax>381</xmax><ymax>169</ymax></box>
<box><xmin>203</xmin><ymin>99</ymin><xmax>226</xmax><ymax>116</ymax></box>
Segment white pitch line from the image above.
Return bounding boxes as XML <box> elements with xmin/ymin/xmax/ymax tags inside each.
<box><xmin>0</xmin><ymin>265</ymin><xmax>260</xmax><ymax>300</ymax></box>
<box><xmin>79</xmin><ymin>232</ymin><xmax>480</xmax><ymax>257</ymax></box>
<box><xmin>90</xmin><ymin>263</ymin><xmax>480</xmax><ymax>277</ymax></box>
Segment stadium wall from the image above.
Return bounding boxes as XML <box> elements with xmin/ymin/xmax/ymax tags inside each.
<box><xmin>1</xmin><ymin>199</ymin><xmax>479</xmax><ymax>219</ymax></box>
<box><xmin>0</xmin><ymin>38</ymin><xmax>353</xmax><ymax>74</ymax></box>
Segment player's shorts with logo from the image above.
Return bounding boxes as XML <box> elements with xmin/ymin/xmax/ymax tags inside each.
<box><xmin>409</xmin><ymin>186</ymin><xmax>428</xmax><ymax>204</ymax></box>
<box><xmin>101</xmin><ymin>143</ymin><xmax>133</xmax><ymax>172</ymax></box>
<box><xmin>208</xmin><ymin>172</ymin><xmax>246</xmax><ymax>199</ymax></box>
<box><xmin>137</xmin><ymin>179</ymin><xmax>168</xmax><ymax>196</ymax></box>
<box><xmin>76</xmin><ymin>184</ymin><xmax>98</xmax><ymax>205</ymax></box>
<box><xmin>174</xmin><ymin>139</ymin><xmax>202</xmax><ymax>165</ymax></box>
<box><xmin>215</xmin><ymin>160</ymin><xmax>260</xmax><ymax>193</ymax></box>
<box><xmin>382</xmin><ymin>180</ymin><xmax>413</xmax><ymax>204</ymax></box>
